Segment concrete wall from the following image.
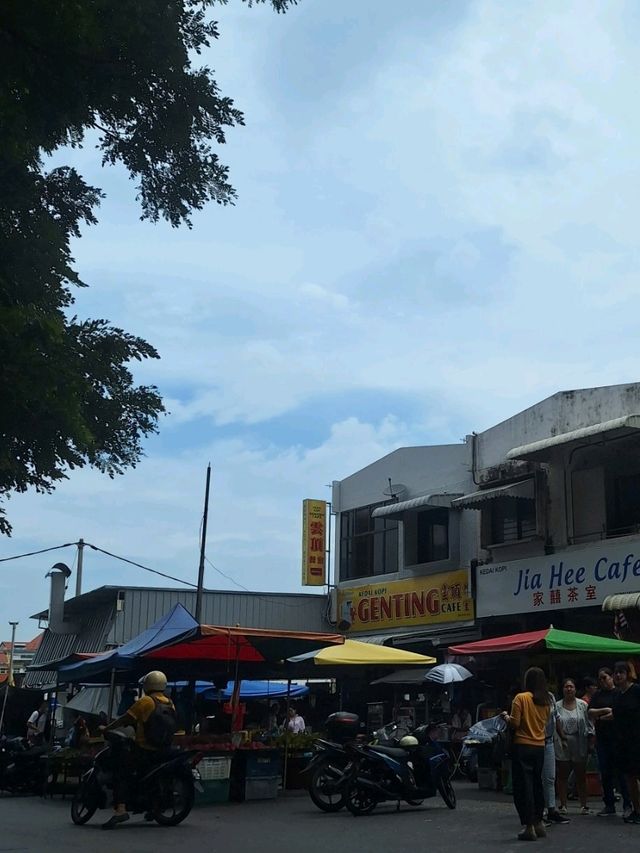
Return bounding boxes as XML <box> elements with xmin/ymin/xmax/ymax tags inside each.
<box><xmin>332</xmin><ymin>444</ymin><xmax>471</xmax><ymax>513</ymax></box>
<box><xmin>475</xmin><ymin>382</ymin><xmax>640</xmax><ymax>476</ymax></box>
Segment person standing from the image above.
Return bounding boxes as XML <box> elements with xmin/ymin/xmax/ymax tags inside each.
<box><xmin>588</xmin><ymin>667</ymin><xmax>632</xmax><ymax>818</ymax></box>
<box><xmin>286</xmin><ymin>707</ymin><xmax>305</xmax><ymax>733</ymax></box>
<box><xmin>502</xmin><ymin>667</ymin><xmax>552</xmax><ymax>841</ymax></box>
<box><xmin>543</xmin><ymin>690</ymin><xmax>570</xmax><ymax>825</ymax></box>
<box><xmin>26</xmin><ymin>700</ymin><xmax>48</xmax><ymax>746</ymax></box>
<box><xmin>610</xmin><ymin>661</ymin><xmax>640</xmax><ymax>824</ymax></box>
<box><xmin>554</xmin><ymin>678</ymin><xmax>593</xmax><ymax>815</ymax></box>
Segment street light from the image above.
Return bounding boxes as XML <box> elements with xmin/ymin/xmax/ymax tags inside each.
<box><xmin>0</xmin><ymin>620</ymin><xmax>18</xmax><ymax>734</ymax></box>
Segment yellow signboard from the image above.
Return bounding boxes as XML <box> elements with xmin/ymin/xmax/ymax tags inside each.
<box><xmin>302</xmin><ymin>499</ymin><xmax>327</xmax><ymax>586</ymax></box>
<box><xmin>337</xmin><ymin>570</ymin><xmax>474</xmax><ymax>633</ymax></box>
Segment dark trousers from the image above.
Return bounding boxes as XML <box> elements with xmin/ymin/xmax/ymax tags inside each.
<box><xmin>597</xmin><ymin>739</ymin><xmax>631</xmax><ymax>810</ymax></box>
<box><xmin>512</xmin><ymin>743</ymin><xmax>545</xmax><ymax>826</ymax></box>
<box><xmin>112</xmin><ymin>744</ymin><xmax>160</xmax><ymax>807</ymax></box>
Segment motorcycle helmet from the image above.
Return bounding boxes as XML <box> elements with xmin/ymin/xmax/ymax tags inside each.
<box><xmin>142</xmin><ymin>670</ymin><xmax>168</xmax><ymax>693</ymax></box>
<box><xmin>399</xmin><ymin>735</ymin><xmax>419</xmax><ymax>747</ymax></box>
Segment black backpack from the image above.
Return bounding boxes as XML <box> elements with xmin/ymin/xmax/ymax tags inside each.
<box><xmin>143</xmin><ymin>697</ymin><xmax>178</xmax><ymax>748</ymax></box>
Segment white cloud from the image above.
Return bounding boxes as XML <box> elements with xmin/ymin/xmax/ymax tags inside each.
<box><xmin>4</xmin><ymin>0</ymin><xmax>640</xmax><ymax>637</ymax></box>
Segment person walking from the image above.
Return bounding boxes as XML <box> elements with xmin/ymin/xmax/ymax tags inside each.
<box><xmin>555</xmin><ymin>678</ymin><xmax>593</xmax><ymax>815</ymax></box>
<box><xmin>502</xmin><ymin>667</ymin><xmax>552</xmax><ymax>841</ymax></box>
<box><xmin>588</xmin><ymin>667</ymin><xmax>632</xmax><ymax>818</ymax></box>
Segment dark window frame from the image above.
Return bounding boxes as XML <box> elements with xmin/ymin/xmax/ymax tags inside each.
<box><xmin>339</xmin><ymin>503</ymin><xmax>399</xmax><ymax>581</ymax></box>
<box><xmin>483</xmin><ymin>497</ymin><xmax>537</xmax><ymax>547</ymax></box>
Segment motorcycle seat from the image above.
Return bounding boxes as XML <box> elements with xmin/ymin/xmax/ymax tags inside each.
<box><xmin>368</xmin><ymin>745</ymin><xmax>408</xmax><ymax>761</ymax></box>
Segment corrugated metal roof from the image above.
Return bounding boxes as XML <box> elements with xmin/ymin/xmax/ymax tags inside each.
<box><xmin>24</xmin><ymin>604</ymin><xmax>114</xmax><ymax>689</ymax></box>
<box><xmin>108</xmin><ymin>588</ymin><xmax>329</xmax><ymax>646</ymax></box>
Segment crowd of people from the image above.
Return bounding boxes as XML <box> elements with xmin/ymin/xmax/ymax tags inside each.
<box><xmin>503</xmin><ymin>661</ymin><xmax>640</xmax><ymax>841</ymax></box>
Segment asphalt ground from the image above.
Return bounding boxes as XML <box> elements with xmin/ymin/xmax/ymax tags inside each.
<box><xmin>0</xmin><ymin>783</ymin><xmax>638</xmax><ymax>853</ymax></box>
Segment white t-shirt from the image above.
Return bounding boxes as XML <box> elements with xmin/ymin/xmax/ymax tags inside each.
<box><xmin>287</xmin><ymin>714</ymin><xmax>305</xmax><ymax>733</ymax></box>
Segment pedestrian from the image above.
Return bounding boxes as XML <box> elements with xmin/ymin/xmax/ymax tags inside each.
<box><xmin>286</xmin><ymin>706</ymin><xmax>305</xmax><ymax>733</ymax></box>
<box><xmin>26</xmin><ymin>700</ymin><xmax>48</xmax><ymax>746</ymax></box>
<box><xmin>555</xmin><ymin>678</ymin><xmax>593</xmax><ymax>815</ymax></box>
<box><xmin>502</xmin><ymin>666</ymin><xmax>552</xmax><ymax>841</ymax></box>
<box><xmin>588</xmin><ymin>667</ymin><xmax>632</xmax><ymax>818</ymax></box>
<box><xmin>543</xmin><ymin>689</ymin><xmax>570</xmax><ymax>825</ymax></box>
<box><xmin>581</xmin><ymin>676</ymin><xmax>598</xmax><ymax>705</ymax></box>
<box><xmin>610</xmin><ymin>661</ymin><xmax>640</xmax><ymax>824</ymax></box>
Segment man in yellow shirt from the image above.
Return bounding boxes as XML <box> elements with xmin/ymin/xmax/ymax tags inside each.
<box><xmin>101</xmin><ymin>670</ymin><xmax>177</xmax><ymax>829</ymax></box>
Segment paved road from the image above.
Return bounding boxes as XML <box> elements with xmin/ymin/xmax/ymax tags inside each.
<box><xmin>0</xmin><ymin>784</ymin><xmax>638</xmax><ymax>852</ymax></box>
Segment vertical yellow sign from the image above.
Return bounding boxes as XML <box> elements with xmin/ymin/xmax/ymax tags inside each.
<box><xmin>302</xmin><ymin>499</ymin><xmax>327</xmax><ymax>586</ymax></box>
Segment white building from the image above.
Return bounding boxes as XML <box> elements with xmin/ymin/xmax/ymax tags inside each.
<box><xmin>331</xmin><ymin>382</ymin><xmax>640</xmax><ymax>647</ymax></box>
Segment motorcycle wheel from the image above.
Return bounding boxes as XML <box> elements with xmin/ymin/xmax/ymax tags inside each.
<box><xmin>308</xmin><ymin>761</ymin><xmax>347</xmax><ymax>812</ymax></box>
<box><xmin>151</xmin><ymin>774</ymin><xmax>194</xmax><ymax>826</ymax></box>
<box><xmin>437</xmin><ymin>776</ymin><xmax>457</xmax><ymax>809</ymax></box>
<box><xmin>345</xmin><ymin>781</ymin><xmax>377</xmax><ymax>817</ymax></box>
<box><xmin>70</xmin><ymin>783</ymin><xmax>98</xmax><ymax>825</ymax></box>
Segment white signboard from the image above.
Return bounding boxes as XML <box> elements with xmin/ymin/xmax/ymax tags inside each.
<box><xmin>477</xmin><ymin>536</ymin><xmax>640</xmax><ymax>618</ymax></box>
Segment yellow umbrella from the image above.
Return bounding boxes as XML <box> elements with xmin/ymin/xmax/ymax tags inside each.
<box><xmin>309</xmin><ymin>639</ymin><xmax>436</xmax><ymax>666</ymax></box>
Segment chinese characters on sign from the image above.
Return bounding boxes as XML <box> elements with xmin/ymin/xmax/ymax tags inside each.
<box><xmin>476</xmin><ymin>536</ymin><xmax>640</xmax><ymax>618</ymax></box>
<box><xmin>337</xmin><ymin>570</ymin><xmax>474</xmax><ymax>633</ymax></box>
<box><xmin>301</xmin><ymin>499</ymin><xmax>327</xmax><ymax>586</ymax></box>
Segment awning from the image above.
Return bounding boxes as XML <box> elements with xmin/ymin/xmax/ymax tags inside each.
<box><xmin>350</xmin><ymin>626</ymin><xmax>479</xmax><ymax>648</ymax></box>
<box><xmin>372</xmin><ymin>494</ymin><xmax>462</xmax><ymax>519</ymax></box>
<box><xmin>449</xmin><ymin>626</ymin><xmax>640</xmax><ymax>655</ymax></box>
<box><xmin>506</xmin><ymin>414</ymin><xmax>640</xmax><ymax>462</ymax></box>
<box><xmin>371</xmin><ymin>669</ymin><xmax>432</xmax><ymax>686</ymax></box>
<box><xmin>602</xmin><ymin>593</ymin><xmax>640</xmax><ymax>612</ymax></box>
<box><xmin>451</xmin><ymin>479</ymin><xmax>534</xmax><ymax>510</ymax></box>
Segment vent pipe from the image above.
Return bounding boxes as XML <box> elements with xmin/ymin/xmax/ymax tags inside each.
<box><xmin>46</xmin><ymin>562</ymin><xmax>73</xmax><ymax>634</ymax></box>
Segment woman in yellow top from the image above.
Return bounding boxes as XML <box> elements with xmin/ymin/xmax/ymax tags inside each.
<box><xmin>502</xmin><ymin>667</ymin><xmax>552</xmax><ymax>842</ymax></box>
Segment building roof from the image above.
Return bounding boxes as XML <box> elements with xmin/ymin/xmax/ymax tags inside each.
<box><xmin>31</xmin><ymin>585</ymin><xmax>325</xmax><ymax>620</ymax></box>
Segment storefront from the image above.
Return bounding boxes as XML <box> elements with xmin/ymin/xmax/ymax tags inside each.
<box><xmin>337</xmin><ymin>570</ymin><xmax>478</xmax><ymax>730</ymax></box>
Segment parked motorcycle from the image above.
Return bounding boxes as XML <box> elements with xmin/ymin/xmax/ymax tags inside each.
<box><xmin>344</xmin><ymin>724</ymin><xmax>456</xmax><ymax>816</ymax></box>
<box><xmin>306</xmin><ymin>715</ymin><xmax>423</xmax><ymax>813</ymax></box>
<box><xmin>70</xmin><ymin>731</ymin><xmax>202</xmax><ymax>826</ymax></box>
<box><xmin>0</xmin><ymin>736</ymin><xmax>48</xmax><ymax>795</ymax></box>
<box><xmin>305</xmin><ymin>713</ymin><xmax>363</xmax><ymax>812</ymax></box>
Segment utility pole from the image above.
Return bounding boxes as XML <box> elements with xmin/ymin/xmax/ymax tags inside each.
<box><xmin>75</xmin><ymin>538</ymin><xmax>85</xmax><ymax>598</ymax></box>
<box><xmin>195</xmin><ymin>464</ymin><xmax>212</xmax><ymax>624</ymax></box>
<box><xmin>0</xmin><ymin>620</ymin><xmax>18</xmax><ymax>734</ymax></box>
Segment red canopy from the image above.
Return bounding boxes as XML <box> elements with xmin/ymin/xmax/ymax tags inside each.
<box><xmin>144</xmin><ymin>625</ymin><xmax>343</xmax><ymax>664</ymax></box>
<box><xmin>449</xmin><ymin>628</ymin><xmax>550</xmax><ymax>655</ymax></box>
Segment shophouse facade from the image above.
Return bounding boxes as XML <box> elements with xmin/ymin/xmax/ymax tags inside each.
<box><xmin>332</xmin><ymin>382</ymin><xmax>640</xmax><ymax>649</ymax></box>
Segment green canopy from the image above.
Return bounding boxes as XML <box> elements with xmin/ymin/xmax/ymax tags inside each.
<box><xmin>450</xmin><ymin>626</ymin><xmax>640</xmax><ymax>655</ymax></box>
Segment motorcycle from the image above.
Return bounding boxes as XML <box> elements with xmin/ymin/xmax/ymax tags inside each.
<box><xmin>344</xmin><ymin>724</ymin><xmax>457</xmax><ymax>816</ymax></box>
<box><xmin>70</xmin><ymin>731</ymin><xmax>202</xmax><ymax>826</ymax></box>
<box><xmin>0</xmin><ymin>736</ymin><xmax>48</xmax><ymax>795</ymax></box>
<box><xmin>305</xmin><ymin>718</ymin><xmax>425</xmax><ymax>813</ymax></box>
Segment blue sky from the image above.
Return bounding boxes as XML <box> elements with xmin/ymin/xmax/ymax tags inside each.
<box><xmin>3</xmin><ymin>0</ymin><xmax>640</xmax><ymax>641</ymax></box>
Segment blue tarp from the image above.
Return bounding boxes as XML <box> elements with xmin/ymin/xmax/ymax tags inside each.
<box><xmin>171</xmin><ymin>680</ymin><xmax>310</xmax><ymax>700</ymax></box>
<box><xmin>59</xmin><ymin>603</ymin><xmax>199</xmax><ymax>682</ymax></box>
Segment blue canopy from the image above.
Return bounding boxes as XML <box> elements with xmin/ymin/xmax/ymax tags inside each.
<box><xmin>212</xmin><ymin>680</ymin><xmax>309</xmax><ymax>700</ymax></box>
<box><xmin>59</xmin><ymin>603</ymin><xmax>199</xmax><ymax>683</ymax></box>
<box><xmin>171</xmin><ymin>680</ymin><xmax>310</xmax><ymax>700</ymax></box>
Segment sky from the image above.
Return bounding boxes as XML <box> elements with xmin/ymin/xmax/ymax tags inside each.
<box><xmin>3</xmin><ymin>0</ymin><xmax>640</xmax><ymax>641</ymax></box>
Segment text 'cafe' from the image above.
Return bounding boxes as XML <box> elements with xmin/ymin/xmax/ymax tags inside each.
<box><xmin>337</xmin><ymin>570</ymin><xmax>475</xmax><ymax>635</ymax></box>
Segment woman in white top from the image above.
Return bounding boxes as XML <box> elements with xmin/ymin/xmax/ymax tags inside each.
<box><xmin>286</xmin><ymin>707</ymin><xmax>305</xmax><ymax>734</ymax></box>
<box><xmin>554</xmin><ymin>678</ymin><xmax>593</xmax><ymax>815</ymax></box>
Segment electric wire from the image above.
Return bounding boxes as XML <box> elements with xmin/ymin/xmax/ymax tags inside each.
<box><xmin>85</xmin><ymin>543</ymin><xmax>197</xmax><ymax>588</ymax></box>
<box><xmin>0</xmin><ymin>542</ymin><xmax>77</xmax><ymax>562</ymax></box>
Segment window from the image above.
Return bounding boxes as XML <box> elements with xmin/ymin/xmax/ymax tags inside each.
<box><xmin>608</xmin><ymin>471</ymin><xmax>640</xmax><ymax>535</ymax></box>
<box><xmin>404</xmin><ymin>508</ymin><xmax>450</xmax><ymax>566</ymax></box>
<box><xmin>339</xmin><ymin>503</ymin><xmax>398</xmax><ymax>581</ymax></box>
<box><xmin>488</xmin><ymin>497</ymin><xmax>537</xmax><ymax>545</ymax></box>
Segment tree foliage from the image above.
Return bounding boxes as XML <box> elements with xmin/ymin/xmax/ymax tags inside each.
<box><xmin>0</xmin><ymin>0</ymin><xmax>294</xmax><ymax>534</ymax></box>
